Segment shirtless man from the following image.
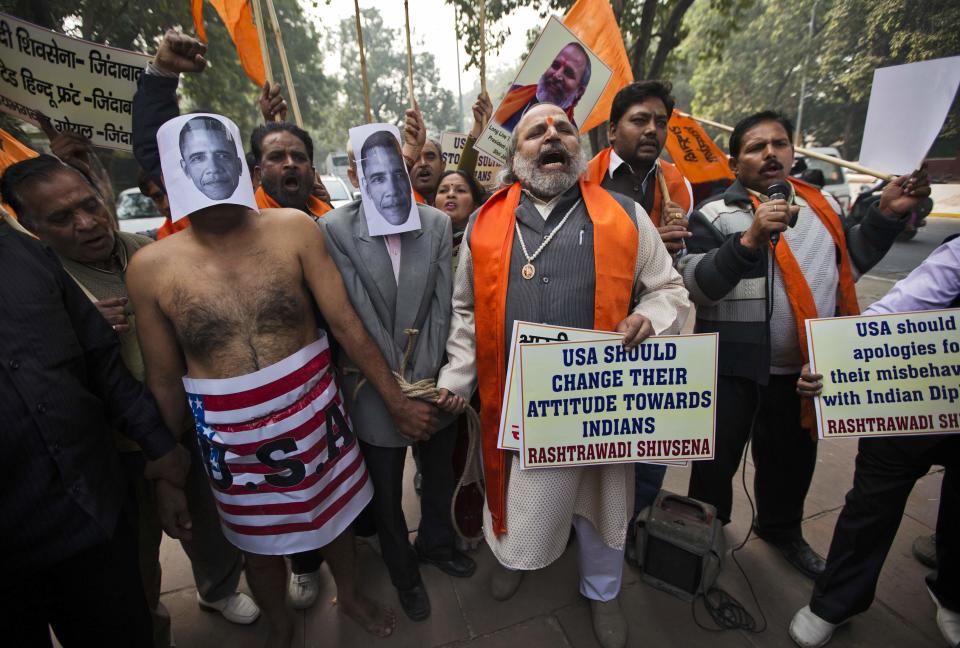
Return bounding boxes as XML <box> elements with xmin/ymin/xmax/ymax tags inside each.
<box><xmin>126</xmin><ymin>42</ymin><xmax>437</xmax><ymax>648</ymax></box>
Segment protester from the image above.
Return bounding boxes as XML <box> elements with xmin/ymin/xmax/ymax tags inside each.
<box><xmin>434</xmin><ymin>169</ymin><xmax>484</xmax><ymax>267</ymax></box>
<box><xmin>0</xmin><ymin>202</ymin><xmax>190</xmax><ymax>645</ymax></box>
<box><xmin>678</xmin><ymin>110</ymin><xmax>931</xmax><ymax>579</ymax></box>
<box><xmin>788</xmin><ymin>236</ymin><xmax>959</xmax><ymax>648</ymax></box>
<box><xmin>410</xmin><ymin>139</ymin><xmax>444</xmax><ymax>205</ymax></box>
<box><xmin>434</xmin><ymin>103</ymin><xmax>690</xmax><ymax>648</ymax></box>
<box><xmin>494</xmin><ymin>43</ymin><xmax>592</xmax><ymax>131</ymax></box>
<box><xmin>585</xmin><ymin>80</ymin><xmax>693</xmax><ymax>254</ymax></box>
<box><xmin>321</xmin><ymin>158</ymin><xmax>474</xmax><ymax>622</ymax></box>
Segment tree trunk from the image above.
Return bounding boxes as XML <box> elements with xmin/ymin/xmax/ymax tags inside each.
<box><xmin>588</xmin><ymin>125</ymin><xmax>610</xmax><ymax>157</ymax></box>
<box><xmin>631</xmin><ymin>0</ymin><xmax>658</xmax><ymax>79</ymax></box>
<box><xmin>648</xmin><ymin>0</ymin><xmax>695</xmax><ymax>79</ymax></box>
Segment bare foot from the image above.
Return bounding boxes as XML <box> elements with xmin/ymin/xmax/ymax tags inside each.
<box><xmin>337</xmin><ymin>592</ymin><xmax>396</xmax><ymax>638</ymax></box>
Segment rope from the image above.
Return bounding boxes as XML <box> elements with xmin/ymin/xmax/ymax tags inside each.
<box><xmin>346</xmin><ymin>328</ymin><xmax>484</xmax><ymax>542</ymax></box>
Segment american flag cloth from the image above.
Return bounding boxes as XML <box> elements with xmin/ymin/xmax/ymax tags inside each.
<box><xmin>183</xmin><ymin>331</ymin><xmax>372</xmax><ymax>555</ymax></box>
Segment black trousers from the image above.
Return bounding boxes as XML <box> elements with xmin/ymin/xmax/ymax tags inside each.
<box><xmin>688</xmin><ymin>374</ymin><xmax>817</xmax><ymax>542</ymax></box>
<box><xmin>3</xmin><ymin>504</ymin><xmax>152</xmax><ymax>647</ymax></box>
<box><xmin>360</xmin><ymin>423</ymin><xmax>457</xmax><ymax>591</ymax></box>
<box><xmin>811</xmin><ymin>433</ymin><xmax>960</xmax><ymax>622</ymax></box>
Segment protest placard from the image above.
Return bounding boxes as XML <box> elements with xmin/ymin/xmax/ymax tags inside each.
<box><xmin>807</xmin><ymin>309</ymin><xmax>960</xmax><ymax>440</ymax></box>
<box><xmin>517</xmin><ymin>333</ymin><xmax>717</xmax><ymax>469</ymax></box>
<box><xmin>859</xmin><ymin>57</ymin><xmax>960</xmax><ymax>175</ymax></box>
<box><xmin>474</xmin><ymin>16</ymin><xmax>612</xmax><ymax>164</ymax></box>
<box><xmin>439</xmin><ymin>131</ymin><xmax>502</xmax><ymax>190</ymax></box>
<box><xmin>0</xmin><ymin>13</ymin><xmax>149</xmax><ymax>150</ymax></box>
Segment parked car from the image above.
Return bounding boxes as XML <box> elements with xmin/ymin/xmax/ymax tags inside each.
<box><xmin>116</xmin><ymin>187</ymin><xmax>165</xmax><ymax>235</ymax></box>
<box><xmin>320</xmin><ymin>174</ymin><xmax>355</xmax><ymax>209</ymax></box>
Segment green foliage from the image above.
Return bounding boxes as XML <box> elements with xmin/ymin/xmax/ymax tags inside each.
<box><xmin>680</xmin><ymin>0</ymin><xmax>960</xmax><ymax>160</ymax></box>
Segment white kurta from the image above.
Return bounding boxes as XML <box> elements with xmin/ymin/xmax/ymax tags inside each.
<box><xmin>438</xmin><ymin>189</ymin><xmax>691</xmax><ymax>570</ymax></box>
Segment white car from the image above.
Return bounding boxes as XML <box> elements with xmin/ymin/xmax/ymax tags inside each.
<box><xmin>116</xmin><ymin>187</ymin><xmax>165</xmax><ymax>235</ymax></box>
<box><xmin>320</xmin><ymin>174</ymin><xmax>356</xmax><ymax>209</ymax></box>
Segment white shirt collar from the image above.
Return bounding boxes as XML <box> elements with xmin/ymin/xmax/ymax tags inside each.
<box><xmin>608</xmin><ymin>149</ymin><xmax>660</xmax><ymax>185</ymax></box>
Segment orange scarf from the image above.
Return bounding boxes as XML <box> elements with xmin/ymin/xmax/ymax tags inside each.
<box><xmin>585</xmin><ymin>147</ymin><xmax>691</xmax><ymax>227</ymax></box>
<box><xmin>492</xmin><ymin>85</ymin><xmax>577</xmax><ymax>128</ymax></box>
<box><xmin>254</xmin><ymin>186</ymin><xmax>332</xmax><ymax>218</ymax></box>
<box><xmin>749</xmin><ymin>178</ymin><xmax>860</xmax><ymax>429</ymax></box>
<box><xmin>471</xmin><ymin>179</ymin><xmax>638</xmax><ymax>536</ymax></box>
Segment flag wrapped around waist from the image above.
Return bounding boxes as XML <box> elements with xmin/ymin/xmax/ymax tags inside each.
<box><xmin>183</xmin><ymin>331</ymin><xmax>372</xmax><ymax>555</ymax></box>
<box><xmin>664</xmin><ymin>110</ymin><xmax>735</xmax><ymax>205</ymax></box>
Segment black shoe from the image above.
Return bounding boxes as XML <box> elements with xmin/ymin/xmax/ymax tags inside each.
<box><xmin>415</xmin><ymin>541</ymin><xmax>477</xmax><ymax>578</ymax></box>
<box><xmin>397</xmin><ymin>583</ymin><xmax>431</xmax><ymax>621</ymax></box>
<box><xmin>766</xmin><ymin>537</ymin><xmax>826</xmax><ymax>579</ymax></box>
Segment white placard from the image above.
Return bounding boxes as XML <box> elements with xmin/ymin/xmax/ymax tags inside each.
<box><xmin>349</xmin><ymin>123</ymin><xmax>420</xmax><ymax>236</ymax></box>
<box><xmin>157</xmin><ymin>113</ymin><xmax>257</xmax><ymax>222</ymax></box>
<box><xmin>499</xmin><ymin>321</ymin><xmax>687</xmax><ymax>466</ymax></box>
<box><xmin>859</xmin><ymin>57</ymin><xmax>960</xmax><ymax>175</ymax></box>
<box><xmin>0</xmin><ymin>13</ymin><xmax>149</xmax><ymax>150</ymax></box>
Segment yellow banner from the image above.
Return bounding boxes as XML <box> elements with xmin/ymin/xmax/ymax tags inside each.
<box><xmin>807</xmin><ymin>309</ymin><xmax>960</xmax><ymax>439</ymax></box>
<box><xmin>518</xmin><ymin>334</ymin><xmax>718</xmax><ymax>469</ymax></box>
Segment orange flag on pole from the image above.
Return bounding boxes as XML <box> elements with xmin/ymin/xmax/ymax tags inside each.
<box><xmin>664</xmin><ymin>109</ymin><xmax>735</xmax><ymax>203</ymax></box>
<box><xmin>192</xmin><ymin>0</ymin><xmax>266</xmax><ymax>87</ymax></box>
<box><xmin>563</xmin><ymin>0</ymin><xmax>633</xmax><ymax>134</ymax></box>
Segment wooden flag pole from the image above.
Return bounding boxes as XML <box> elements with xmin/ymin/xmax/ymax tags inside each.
<box><xmin>250</xmin><ymin>0</ymin><xmax>274</xmax><ymax>87</ymax></box>
<box><xmin>264</xmin><ymin>0</ymin><xmax>303</xmax><ymax>127</ymax></box>
<box><xmin>353</xmin><ymin>0</ymin><xmax>373</xmax><ymax>123</ymax></box>
<box><xmin>679</xmin><ymin>111</ymin><xmax>895</xmax><ymax>181</ymax></box>
<box><xmin>478</xmin><ymin>0</ymin><xmax>487</xmax><ymax>96</ymax></box>
<box><xmin>657</xmin><ymin>166</ymin><xmax>672</xmax><ymax>215</ymax></box>
<box><xmin>403</xmin><ymin>0</ymin><xmax>415</xmax><ymax>109</ymax></box>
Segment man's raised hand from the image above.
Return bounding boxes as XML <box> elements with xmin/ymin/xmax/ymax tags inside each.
<box><xmin>154</xmin><ymin>30</ymin><xmax>208</xmax><ymax>76</ymax></box>
<box><xmin>879</xmin><ymin>166</ymin><xmax>932</xmax><ymax>218</ymax></box>
<box><xmin>259</xmin><ymin>81</ymin><xmax>287</xmax><ymax>123</ymax></box>
<box><xmin>468</xmin><ymin>92</ymin><xmax>493</xmax><ymax>139</ymax></box>
<box><xmin>740</xmin><ymin>199</ymin><xmax>797</xmax><ymax>249</ymax></box>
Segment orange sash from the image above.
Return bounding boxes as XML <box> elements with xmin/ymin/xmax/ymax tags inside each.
<box><xmin>255</xmin><ymin>186</ymin><xmax>332</xmax><ymax>218</ymax></box>
<box><xmin>585</xmin><ymin>148</ymin><xmax>691</xmax><ymax>226</ymax></box>
<box><xmin>749</xmin><ymin>178</ymin><xmax>860</xmax><ymax>429</ymax></box>
<box><xmin>492</xmin><ymin>85</ymin><xmax>577</xmax><ymax>128</ymax></box>
<box><xmin>471</xmin><ymin>179</ymin><xmax>638</xmax><ymax>536</ymax></box>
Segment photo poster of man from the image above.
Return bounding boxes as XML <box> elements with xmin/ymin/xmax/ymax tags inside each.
<box><xmin>349</xmin><ymin>122</ymin><xmax>421</xmax><ymax>237</ymax></box>
<box><xmin>474</xmin><ymin>16</ymin><xmax>613</xmax><ymax>164</ymax></box>
<box><xmin>157</xmin><ymin>113</ymin><xmax>258</xmax><ymax>222</ymax></box>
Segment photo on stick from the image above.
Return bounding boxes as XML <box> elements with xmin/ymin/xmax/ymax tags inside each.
<box><xmin>349</xmin><ymin>122</ymin><xmax>421</xmax><ymax>236</ymax></box>
<box><xmin>157</xmin><ymin>113</ymin><xmax>257</xmax><ymax>222</ymax></box>
<box><xmin>474</xmin><ymin>16</ymin><xmax>613</xmax><ymax>164</ymax></box>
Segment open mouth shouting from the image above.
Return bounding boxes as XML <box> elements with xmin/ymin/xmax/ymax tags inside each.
<box><xmin>281</xmin><ymin>171</ymin><xmax>302</xmax><ymax>193</ymax></box>
<box><xmin>538</xmin><ymin>145</ymin><xmax>570</xmax><ymax>172</ymax></box>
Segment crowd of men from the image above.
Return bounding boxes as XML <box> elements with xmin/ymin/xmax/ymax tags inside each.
<box><xmin>1</xmin><ymin>25</ymin><xmax>955</xmax><ymax>648</ymax></box>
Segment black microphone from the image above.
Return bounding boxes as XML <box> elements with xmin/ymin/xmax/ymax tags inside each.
<box><xmin>765</xmin><ymin>182</ymin><xmax>792</xmax><ymax>246</ymax></box>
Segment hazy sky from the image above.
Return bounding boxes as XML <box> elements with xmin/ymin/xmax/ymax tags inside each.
<box><xmin>309</xmin><ymin>0</ymin><xmax>546</xmax><ymax>99</ymax></box>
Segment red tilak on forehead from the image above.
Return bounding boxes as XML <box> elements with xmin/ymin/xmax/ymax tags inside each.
<box><xmin>546</xmin><ymin>116</ymin><xmax>554</xmax><ymax>125</ymax></box>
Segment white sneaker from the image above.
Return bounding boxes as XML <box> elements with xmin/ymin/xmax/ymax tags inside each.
<box><xmin>928</xmin><ymin>584</ymin><xmax>960</xmax><ymax>646</ymax></box>
<box><xmin>288</xmin><ymin>569</ymin><xmax>320</xmax><ymax>610</ymax></box>
<box><xmin>789</xmin><ymin>605</ymin><xmax>839</xmax><ymax>647</ymax></box>
<box><xmin>197</xmin><ymin>592</ymin><xmax>260</xmax><ymax>624</ymax></box>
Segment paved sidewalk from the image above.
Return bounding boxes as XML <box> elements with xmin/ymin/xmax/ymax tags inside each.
<box><xmin>158</xmin><ymin>281</ymin><xmax>945</xmax><ymax>647</ymax></box>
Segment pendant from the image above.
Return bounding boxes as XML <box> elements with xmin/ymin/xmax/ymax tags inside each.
<box><xmin>521</xmin><ymin>263</ymin><xmax>536</xmax><ymax>280</ymax></box>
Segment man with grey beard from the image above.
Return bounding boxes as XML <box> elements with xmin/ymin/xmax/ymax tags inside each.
<box><xmin>434</xmin><ymin>103</ymin><xmax>690</xmax><ymax>648</ymax></box>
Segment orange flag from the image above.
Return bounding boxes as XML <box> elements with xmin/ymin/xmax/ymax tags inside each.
<box><xmin>563</xmin><ymin>0</ymin><xmax>633</xmax><ymax>134</ymax></box>
<box><xmin>664</xmin><ymin>109</ymin><xmax>735</xmax><ymax>203</ymax></box>
<box><xmin>192</xmin><ymin>0</ymin><xmax>266</xmax><ymax>87</ymax></box>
